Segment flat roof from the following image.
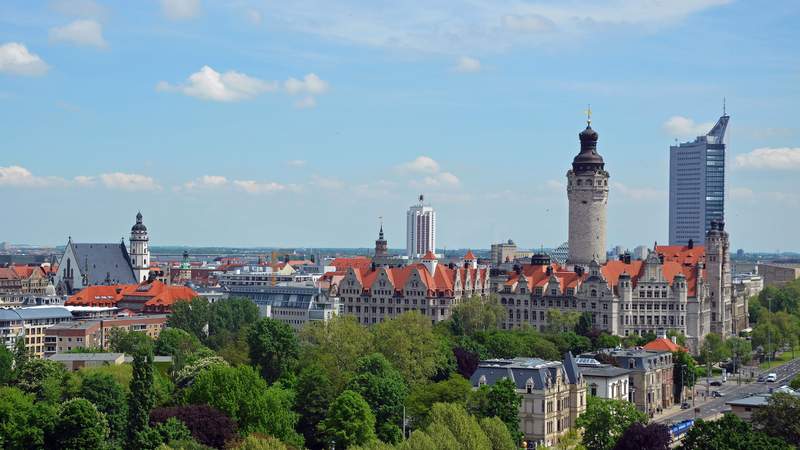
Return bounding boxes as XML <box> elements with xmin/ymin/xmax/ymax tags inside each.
<box><xmin>49</xmin><ymin>352</ymin><xmax>124</xmax><ymax>361</ymax></box>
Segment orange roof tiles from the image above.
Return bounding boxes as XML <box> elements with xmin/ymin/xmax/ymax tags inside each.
<box><xmin>464</xmin><ymin>250</ymin><xmax>476</xmax><ymax>260</ymax></box>
<box><xmin>644</xmin><ymin>337</ymin><xmax>687</xmax><ymax>353</ymax></box>
<box><xmin>66</xmin><ymin>280</ymin><xmax>197</xmax><ymax>312</ymax></box>
<box><xmin>346</xmin><ymin>263</ymin><xmax>487</xmax><ymax>294</ymax></box>
<box><xmin>422</xmin><ymin>251</ymin><xmax>437</xmax><ymax>261</ymax></box>
<box><xmin>331</xmin><ymin>257</ymin><xmax>372</xmax><ymax>271</ymax></box>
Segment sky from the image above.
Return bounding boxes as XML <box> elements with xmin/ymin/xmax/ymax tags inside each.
<box><xmin>1</xmin><ymin>0</ymin><xmax>799</xmax><ymax>251</ymax></box>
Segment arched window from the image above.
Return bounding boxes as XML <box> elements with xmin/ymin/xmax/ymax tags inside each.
<box><xmin>526</xmin><ymin>378</ymin><xmax>534</xmax><ymax>394</ymax></box>
<box><xmin>591</xmin><ymin>289</ymin><xmax>597</xmax><ymax>297</ymax></box>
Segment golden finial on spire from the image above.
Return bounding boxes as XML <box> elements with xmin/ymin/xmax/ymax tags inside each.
<box><xmin>585</xmin><ymin>104</ymin><xmax>592</xmax><ymax>126</ymax></box>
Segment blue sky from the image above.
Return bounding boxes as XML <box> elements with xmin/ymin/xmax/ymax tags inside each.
<box><xmin>1</xmin><ymin>0</ymin><xmax>799</xmax><ymax>251</ymax></box>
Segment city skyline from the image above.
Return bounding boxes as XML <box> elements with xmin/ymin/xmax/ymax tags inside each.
<box><xmin>2</xmin><ymin>1</ymin><xmax>799</xmax><ymax>251</ymax></box>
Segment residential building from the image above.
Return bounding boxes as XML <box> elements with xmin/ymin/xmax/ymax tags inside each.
<box><xmin>49</xmin><ymin>352</ymin><xmax>125</xmax><ymax>371</ymax></box>
<box><xmin>491</xmin><ymin>240</ymin><xmax>518</xmax><ymax>265</ymax></box>
<box><xmin>43</xmin><ymin>314</ymin><xmax>169</xmax><ymax>355</ymax></box>
<box><xmin>0</xmin><ymin>306</ymin><xmax>73</xmax><ymax>357</ymax></box>
<box><xmin>65</xmin><ymin>279</ymin><xmax>197</xmax><ymax>314</ymax></box>
<box><xmin>0</xmin><ymin>265</ymin><xmax>50</xmax><ymax>294</ymax></box>
<box><xmin>601</xmin><ymin>349</ymin><xmax>674</xmax><ymax>417</ymax></box>
<box><xmin>334</xmin><ymin>251</ymin><xmax>489</xmax><ymax>325</ymax></box>
<box><xmin>469</xmin><ymin>354</ymin><xmax>587</xmax><ymax>448</ymax></box>
<box><xmin>756</xmin><ymin>263</ymin><xmax>800</xmax><ymax>287</ymax></box>
<box><xmin>575</xmin><ymin>357</ymin><xmax>631</xmax><ymax>401</ymax></box>
<box><xmin>225</xmin><ymin>283</ymin><xmax>339</xmax><ymax>331</ymax></box>
<box><xmin>567</xmin><ymin>117</ymin><xmax>609</xmax><ymax>265</ymax></box>
<box><xmin>406</xmin><ymin>194</ymin><xmax>436</xmax><ymax>258</ymax></box>
<box><xmin>726</xmin><ymin>387</ymin><xmax>800</xmax><ymax>421</ymax></box>
<box><xmin>669</xmin><ymin>112</ymin><xmax>729</xmax><ymax>245</ymax></box>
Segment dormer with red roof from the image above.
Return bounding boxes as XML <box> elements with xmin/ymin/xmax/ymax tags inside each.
<box><xmin>421</xmin><ymin>251</ymin><xmax>438</xmax><ymax>275</ymax></box>
<box><xmin>463</xmin><ymin>250</ymin><xmax>477</xmax><ymax>269</ymax></box>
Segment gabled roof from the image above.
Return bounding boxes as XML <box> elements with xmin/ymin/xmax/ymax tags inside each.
<box><xmin>464</xmin><ymin>250</ymin><xmax>476</xmax><ymax>260</ymax></box>
<box><xmin>70</xmin><ymin>242</ymin><xmax>136</xmax><ymax>285</ymax></box>
<box><xmin>331</xmin><ymin>256</ymin><xmax>372</xmax><ymax>271</ymax></box>
<box><xmin>343</xmin><ymin>263</ymin><xmax>487</xmax><ymax>294</ymax></box>
<box><xmin>66</xmin><ymin>280</ymin><xmax>196</xmax><ymax>312</ymax></box>
<box><xmin>643</xmin><ymin>337</ymin><xmax>687</xmax><ymax>353</ymax></box>
<box><xmin>422</xmin><ymin>250</ymin><xmax>437</xmax><ymax>261</ymax></box>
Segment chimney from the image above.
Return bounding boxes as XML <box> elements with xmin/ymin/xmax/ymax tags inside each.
<box><xmin>688</xmin><ymin>239</ymin><xmax>694</xmax><ymax>249</ymax></box>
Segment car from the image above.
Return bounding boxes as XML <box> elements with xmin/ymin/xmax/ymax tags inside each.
<box><xmin>681</xmin><ymin>402</ymin><xmax>691</xmax><ymax>409</ymax></box>
<box><xmin>712</xmin><ymin>391</ymin><xmax>725</xmax><ymax>398</ymax></box>
<box><xmin>710</xmin><ymin>380</ymin><xmax>723</xmax><ymax>386</ymax></box>
<box><xmin>757</xmin><ymin>375</ymin><xmax>766</xmax><ymax>382</ymax></box>
<box><xmin>766</xmin><ymin>373</ymin><xmax>778</xmax><ymax>383</ymax></box>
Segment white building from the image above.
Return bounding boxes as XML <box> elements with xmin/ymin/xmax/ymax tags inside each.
<box><xmin>406</xmin><ymin>195</ymin><xmax>436</xmax><ymax>258</ymax></box>
<box><xmin>576</xmin><ymin>357</ymin><xmax>631</xmax><ymax>401</ymax></box>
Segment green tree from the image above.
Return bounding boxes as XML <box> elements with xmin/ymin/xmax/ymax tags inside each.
<box><xmin>373</xmin><ymin>311</ymin><xmax>441</xmax><ymax>385</ymax></box>
<box><xmin>450</xmin><ymin>295</ymin><xmax>505</xmax><ymax>336</ymax></box>
<box><xmin>479</xmin><ymin>416</ymin><xmax>516</xmax><ymax>450</ymax></box>
<box><xmin>299</xmin><ymin>315</ymin><xmax>374</xmax><ymax>389</ymax></box>
<box><xmin>612</xmin><ymin>422</ymin><xmax>670</xmax><ymax>450</ymax></box>
<box><xmin>51</xmin><ymin>398</ymin><xmax>109</xmax><ymax>450</ymax></box>
<box><xmin>0</xmin><ymin>386</ymin><xmax>57</xmax><ymax>450</ymax></box>
<box><xmin>128</xmin><ymin>346</ymin><xmax>156</xmax><ymax>449</ymax></box>
<box><xmin>13</xmin><ymin>358</ymin><xmax>69</xmax><ymax>402</ymax></box>
<box><xmin>168</xmin><ymin>299</ymin><xmax>211</xmax><ymax>343</ymax></box>
<box><xmin>155</xmin><ymin>328</ymin><xmax>206</xmax><ymax>370</ymax></box>
<box><xmin>752</xmin><ymin>392</ymin><xmax>800</xmax><ymax>446</ymax></box>
<box><xmin>428</xmin><ymin>402</ymin><xmax>492</xmax><ymax>449</ymax></box>
<box><xmin>207</xmin><ymin>298</ymin><xmax>260</xmax><ymax>350</ymax></box>
<box><xmin>236</xmin><ymin>434</ymin><xmax>290</xmax><ymax>450</ymax></box>
<box><xmin>108</xmin><ymin>327</ymin><xmax>154</xmax><ymax>354</ymax></box>
<box><xmin>790</xmin><ymin>374</ymin><xmax>800</xmax><ymax>390</ymax></box>
<box><xmin>544</xmin><ymin>310</ymin><xmax>581</xmax><ymax>334</ymax></box>
<box><xmin>345</xmin><ymin>353</ymin><xmax>409</xmax><ymax>443</ymax></box>
<box><xmin>13</xmin><ymin>336</ymin><xmax>29</xmax><ymax>369</ymax></box>
<box><xmin>470</xmin><ymin>378</ymin><xmax>522</xmax><ymax>442</ymax></box>
<box><xmin>752</xmin><ymin>320</ymin><xmax>781</xmax><ymax>359</ymax></box>
<box><xmin>247</xmin><ymin>317</ymin><xmax>299</xmax><ymax>383</ymax></box>
<box><xmin>672</xmin><ymin>351</ymin><xmax>697</xmax><ymax>403</ymax></box>
<box><xmin>576</xmin><ymin>396</ymin><xmax>647</xmax><ymax>450</ymax></box>
<box><xmin>80</xmin><ymin>371</ymin><xmax>127</xmax><ymax>447</ymax></box>
<box><xmin>680</xmin><ymin>414</ymin><xmax>792</xmax><ymax>450</ymax></box>
<box><xmin>726</xmin><ymin>336</ymin><xmax>753</xmax><ymax>370</ymax></box>
<box><xmin>595</xmin><ymin>333</ymin><xmax>621</xmax><ymax>350</ymax></box>
<box><xmin>319</xmin><ymin>390</ymin><xmax>377</xmax><ymax>448</ymax></box>
<box><xmin>666</xmin><ymin>329</ymin><xmax>688</xmax><ymax>348</ymax></box>
<box><xmin>576</xmin><ymin>312</ymin><xmax>594</xmax><ymax>336</ymax></box>
<box><xmin>407</xmin><ymin>375</ymin><xmax>473</xmax><ymax>428</ymax></box>
<box><xmin>296</xmin><ymin>364</ymin><xmax>336</xmax><ymax>449</ymax></box>
<box><xmin>185</xmin><ymin>364</ymin><xmax>302</xmax><ymax>446</ymax></box>
<box><xmin>0</xmin><ymin>345</ymin><xmax>13</xmax><ymax>385</ymax></box>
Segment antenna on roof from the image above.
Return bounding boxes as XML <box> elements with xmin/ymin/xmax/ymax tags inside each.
<box><xmin>723</xmin><ymin>97</ymin><xmax>727</xmax><ymax>116</ymax></box>
<box><xmin>585</xmin><ymin>104</ymin><xmax>592</xmax><ymax>126</ymax></box>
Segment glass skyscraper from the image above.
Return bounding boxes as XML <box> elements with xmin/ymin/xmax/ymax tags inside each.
<box><xmin>669</xmin><ymin>113</ymin><xmax>729</xmax><ymax>245</ymax></box>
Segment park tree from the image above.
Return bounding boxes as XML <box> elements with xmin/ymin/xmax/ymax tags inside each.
<box><xmin>672</xmin><ymin>351</ymin><xmax>697</xmax><ymax>403</ymax></box>
<box><xmin>295</xmin><ymin>364</ymin><xmax>336</xmax><ymax>449</ymax></box>
<box><xmin>407</xmin><ymin>375</ymin><xmax>473</xmax><ymax>428</ymax></box>
<box><xmin>752</xmin><ymin>392</ymin><xmax>800</xmax><ymax>446</ymax></box>
<box><xmin>544</xmin><ymin>309</ymin><xmax>581</xmax><ymax>334</ymax></box>
<box><xmin>185</xmin><ymin>364</ymin><xmax>302</xmax><ymax>446</ymax></box>
<box><xmin>79</xmin><ymin>371</ymin><xmax>128</xmax><ymax>447</ymax></box>
<box><xmin>428</xmin><ymin>402</ymin><xmax>492</xmax><ymax>449</ymax></box>
<box><xmin>576</xmin><ymin>396</ymin><xmax>647</xmax><ymax>450</ymax></box>
<box><xmin>373</xmin><ymin>311</ymin><xmax>442</xmax><ymax>385</ymax></box>
<box><xmin>150</xmin><ymin>404</ymin><xmax>237</xmax><ymax>449</ymax></box>
<box><xmin>128</xmin><ymin>345</ymin><xmax>156</xmax><ymax>449</ymax></box>
<box><xmin>51</xmin><ymin>398</ymin><xmax>110</xmax><ymax>450</ymax></box>
<box><xmin>680</xmin><ymin>414</ymin><xmax>792</xmax><ymax>450</ymax></box>
<box><xmin>207</xmin><ymin>297</ymin><xmax>260</xmax><ymax>350</ymax></box>
<box><xmin>454</xmin><ymin>346</ymin><xmax>480</xmax><ymax>378</ymax></box>
<box><xmin>345</xmin><ymin>354</ymin><xmax>409</xmax><ymax>443</ymax></box>
<box><xmin>576</xmin><ymin>312</ymin><xmax>594</xmax><ymax>336</ymax></box>
<box><xmin>482</xmin><ymin>378</ymin><xmax>522</xmax><ymax>442</ymax></box>
<box><xmin>13</xmin><ymin>358</ymin><xmax>69</xmax><ymax>402</ymax></box>
<box><xmin>108</xmin><ymin>327</ymin><xmax>153</xmax><ymax>354</ymax></box>
<box><xmin>0</xmin><ymin>386</ymin><xmax>58</xmax><ymax>450</ymax></box>
<box><xmin>0</xmin><ymin>345</ymin><xmax>13</xmax><ymax>385</ymax></box>
<box><xmin>450</xmin><ymin>295</ymin><xmax>505</xmax><ymax>336</ymax></box>
<box><xmin>726</xmin><ymin>336</ymin><xmax>753</xmax><ymax>370</ymax></box>
<box><xmin>319</xmin><ymin>390</ymin><xmax>377</xmax><ymax>448</ymax></box>
<box><xmin>595</xmin><ymin>333</ymin><xmax>621</xmax><ymax>350</ymax></box>
<box><xmin>169</xmin><ymin>299</ymin><xmax>212</xmax><ymax>343</ymax></box>
<box><xmin>299</xmin><ymin>315</ymin><xmax>374</xmax><ymax>389</ymax></box>
<box><xmin>667</xmin><ymin>329</ymin><xmax>688</xmax><ymax>347</ymax></box>
<box><xmin>247</xmin><ymin>317</ymin><xmax>299</xmax><ymax>383</ymax></box>
<box><xmin>752</xmin><ymin>320</ymin><xmax>781</xmax><ymax>360</ymax></box>
<box><xmin>612</xmin><ymin>422</ymin><xmax>671</xmax><ymax>450</ymax></box>
<box><xmin>154</xmin><ymin>327</ymin><xmax>206</xmax><ymax>370</ymax></box>
<box><xmin>790</xmin><ymin>374</ymin><xmax>800</xmax><ymax>390</ymax></box>
<box><xmin>480</xmin><ymin>416</ymin><xmax>516</xmax><ymax>450</ymax></box>
<box><xmin>236</xmin><ymin>434</ymin><xmax>290</xmax><ymax>450</ymax></box>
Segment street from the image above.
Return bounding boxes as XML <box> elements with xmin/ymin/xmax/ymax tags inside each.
<box><xmin>654</xmin><ymin>357</ymin><xmax>800</xmax><ymax>425</ymax></box>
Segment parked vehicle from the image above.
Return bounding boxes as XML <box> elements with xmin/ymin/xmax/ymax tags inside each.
<box><xmin>681</xmin><ymin>402</ymin><xmax>691</xmax><ymax>409</ymax></box>
<box><xmin>766</xmin><ymin>373</ymin><xmax>777</xmax><ymax>382</ymax></box>
<box><xmin>710</xmin><ymin>380</ymin><xmax>723</xmax><ymax>386</ymax></box>
<box><xmin>757</xmin><ymin>375</ymin><xmax>766</xmax><ymax>382</ymax></box>
<box><xmin>712</xmin><ymin>391</ymin><xmax>725</xmax><ymax>398</ymax></box>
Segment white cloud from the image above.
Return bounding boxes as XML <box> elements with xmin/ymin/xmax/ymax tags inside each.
<box><xmin>287</xmin><ymin>159</ymin><xmax>307</xmax><ymax>167</ymax></box>
<box><xmin>545</xmin><ymin>179</ymin><xmax>564</xmax><ymax>192</ymax></box>
<box><xmin>99</xmin><ymin>173</ymin><xmax>161</xmax><ymax>191</ymax></box>
<box><xmin>50</xmin><ymin>0</ymin><xmax>107</xmax><ymax>18</ymax></box>
<box><xmin>0</xmin><ymin>166</ymin><xmax>64</xmax><ymax>187</ymax></box>
<box><xmin>455</xmin><ymin>56</ymin><xmax>481</xmax><ymax>73</ymax></box>
<box><xmin>416</xmin><ymin>172</ymin><xmax>460</xmax><ymax>188</ymax></box>
<box><xmin>157</xmin><ymin>66</ymin><xmax>277</xmax><ymax>102</ymax></box>
<box><xmin>160</xmin><ymin>0</ymin><xmax>201</xmax><ymax>20</ymax></box>
<box><xmin>182</xmin><ymin>175</ymin><xmax>228</xmax><ymax>190</ymax></box>
<box><xmin>0</xmin><ymin>43</ymin><xmax>49</xmax><ymax>76</ymax></box>
<box><xmin>49</xmin><ymin>19</ymin><xmax>107</xmax><ymax>48</ymax></box>
<box><xmin>284</xmin><ymin>73</ymin><xmax>329</xmax><ymax>95</ymax></box>
<box><xmin>73</xmin><ymin>175</ymin><xmax>95</xmax><ymax>186</ymax></box>
<box><xmin>734</xmin><ymin>147</ymin><xmax>800</xmax><ymax>170</ymax></box>
<box><xmin>611</xmin><ymin>181</ymin><xmax>666</xmax><ymax>201</ymax></box>
<box><xmin>397</xmin><ymin>156</ymin><xmax>440</xmax><ymax>174</ymax></box>
<box><xmin>233</xmin><ymin>180</ymin><xmax>290</xmax><ymax>194</ymax></box>
<box><xmin>662</xmin><ymin>116</ymin><xmax>714</xmax><ymax>138</ymax></box>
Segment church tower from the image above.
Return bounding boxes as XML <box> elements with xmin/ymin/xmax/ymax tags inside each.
<box><xmin>375</xmin><ymin>223</ymin><xmax>388</xmax><ymax>258</ymax></box>
<box><xmin>130</xmin><ymin>212</ymin><xmax>150</xmax><ymax>283</ymax></box>
<box><xmin>567</xmin><ymin>112</ymin><xmax>609</xmax><ymax>266</ymax></box>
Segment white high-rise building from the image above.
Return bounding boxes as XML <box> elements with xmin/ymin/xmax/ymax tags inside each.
<box><xmin>406</xmin><ymin>195</ymin><xmax>436</xmax><ymax>258</ymax></box>
<box><xmin>130</xmin><ymin>212</ymin><xmax>150</xmax><ymax>282</ymax></box>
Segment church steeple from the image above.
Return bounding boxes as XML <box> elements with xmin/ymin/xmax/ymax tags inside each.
<box><xmin>375</xmin><ymin>219</ymin><xmax>388</xmax><ymax>257</ymax></box>
<box><xmin>129</xmin><ymin>211</ymin><xmax>150</xmax><ymax>283</ymax></box>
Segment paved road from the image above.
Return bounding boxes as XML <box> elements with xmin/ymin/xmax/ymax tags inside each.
<box><xmin>654</xmin><ymin>356</ymin><xmax>800</xmax><ymax>425</ymax></box>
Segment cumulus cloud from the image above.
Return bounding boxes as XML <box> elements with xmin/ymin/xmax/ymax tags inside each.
<box><xmin>415</xmin><ymin>172</ymin><xmax>461</xmax><ymax>188</ymax></box>
<box><xmin>99</xmin><ymin>173</ymin><xmax>161</xmax><ymax>191</ymax></box>
<box><xmin>0</xmin><ymin>166</ymin><xmax>65</xmax><ymax>187</ymax></box>
<box><xmin>233</xmin><ymin>180</ymin><xmax>291</xmax><ymax>194</ymax></box>
<box><xmin>160</xmin><ymin>0</ymin><xmax>201</xmax><ymax>20</ymax></box>
<box><xmin>397</xmin><ymin>156</ymin><xmax>461</xmax><ymax>189</ymax></box>
<box><xmin>455</xmin><ymin>56</ymin><xmax>481</xmax><ymax>73</ymax></box>
<box><xmin>611</xmin><ymin>181</ymin><xmax>666</xmax><ymax>201</ymax></box>
<box><xmin>157</xmin><ymin>66</ymin><xmax>277</xmax><ymax>102</ymax></box>
<box><xmin>49</xmin><ymin>19</ymin><xmax>107</xmax><ymax>48</ymax></box>
<box><xmin>397</xmin><ymin>156</ymin><xmax>440</xmax><ymax>174</ymax></box>
<box><xmin>182</xmin><ymin>175</ymin><xmax>228</xmax><ymax>191</ymax></box>
<box><xmin>734</xmin><ymin>147</ymin><xmax>800</xmax><ymax>170</ymax></box>
<box><xmin>0</xmin><ymin>43</ymin><xmax>49</xmax><ymax>76</ymax></box>
<box><xmin>662</xmin><ymin>116</ymin><xmax>714</xmax><ymax>138</ymax></box>
<box><xmin>284</xmin><ymin>73</ymin><xmax>329</xmax><ymax>95</ymax></box>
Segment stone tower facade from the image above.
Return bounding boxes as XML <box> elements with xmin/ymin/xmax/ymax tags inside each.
<box><xmin>129</xmin><ymin>212</ymin><xmax>150</xmax><ymax>283</ymax></box>
<box><xmin>375</xmin><ymin>224</ymin><xmax>388</xmax><ymax>258</ymax></box>
<box><xmin>706</xmin><ymin>219</ymin><xmax>732</xmax><ymax>335</ymax></box>
<box><xmin>567</xmin><ymin>120</ymin><xmax>609</xmax><ymax>266</ymax></box>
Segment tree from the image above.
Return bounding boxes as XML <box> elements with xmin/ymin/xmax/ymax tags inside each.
<box><xmin>373</xmin><ymin>311</ymin><xmax>441</xmax><ymax>385</ymax></box>
<box><xmin>295</xmin><ymin>364</ymin><xmax>335</xmax><ymax>450</ymax></box>
<box><xmin>726</xmin><ymin>336</ymin><xmax>753</xmax><ymax>371</ymax></box>
<box><xmin>174</xmin><ymin>355</ymin><xmax>229</xmax><ymax>389</ymax></box>
<box><xmin>752</xmin><ymin>392</ymin><xmax>800</xmax><ymax>446</ymax></box>
<box><xmin>407</xmin><ymin>375</ymin><xmax>473</xmax><ymax>428</ymax></box>
<box><xmin>13</xmin><ymin>358</ymin><xmax>69</xmax><ymax>402</ymax></box>
<box><xmin>51</xmin><ymin>398</ymin><xmax>110</xmax><ymax>450</ymax></box>
<box><xmin>128</xmin><ymin>345</ymin><xmax>156</xmax><ymax>449</ymax></box>
<box><xmin>479</xmin><ymin>416</ymin><xmax>516</xmax><ymax>450</ymax></box>
<box><xmin>752</xmin><ymin>320</ymin><xmax>781</xmax><ymax>360</ymax></box>
<box><xmin>576</xmin><ymin>396</ymin><xmax>647</xmax><ymax>450</ymax></box>
<box><xmin>236</xmin><ymin>434</ymin><xmax>290</xmax><ymax>450</ymax></box>
<box><xmin>0</xmin><ymin>345</ymin><xmax>13</xmax><ymax>385</ymax></box>
<box><xmin>0</xmin><ymin>386</ymin><xmax>58</xmax><ymax>450</ymax></box>
<box><xmin>450</xmin><ymin>295</ymin><xmax>505</xmax><ymax>336</ymax></box>
<box><xmin>790</xmin><ymin>374</ymin><xmax>800</xmax><ymax>390</ymax></box>
<box><xmin>595</xmin><ymin>333</ymin><xmax>621</xmax><ymax>350</ymax></box>
<box><xmin>80</xmin><ymin>371</ymin><xmax>127</xmax><ymax>448</ymax></box>
<box><xmin>319</xmin><ymin>390</ymin><xmax>377</xmax><ymax>448</ymax></box>
<box><xmin>150</xmin><ymin>404</ymin><xmax>237</xmax><ymax>449</ymax></box>
<box><xmin>345</xmin><ymin>354</ymin><xmax>409</xmax><ymax>443</ymax></box>
<box><xmin>108</xmin><ymin>327</ymin><xmax>154</xmax><ymax>354</ymax></box>
<box><xmin>299</xmin><ymin>315</ymin><xmax>374</xmax><ymax>389</ymax></box>
<box><xmin>680</xmin><ymin>414</ymin><xmax>792</xmax><ymax>450</ymax></box>
<box><xmin>454</xmin><ymin>346</ymin><xmax>480</xmax><ymax>378</ymax></box>
<box><xmin>612</xmin><ymin>422</ymin><xmax>670</xmax><ymax>450</ymax></box>
<box><xmin>672</xmin><ymin>351</ymin><xmax>697</xmax><ymax>403</ymax></box>
<box><xmin>576</xmin><ymin>312</ymin><xmax>594</xmax><ymax>336</ymax></box>
<box><xmin>667</xmin><ymin>329</ymin><xmax>688</xmax><ymax>348</ymax></box>
<box><xmin>544</xmin><ymin>309</ymin><xmax>581</xmax><ymax>334</ymax></box>
<box><xmin>207</xmin><ymin>298</ymin><xmax>260</xmax><ymax>350</ymax></box>
<box><xmin>247</xmin><ymin>317</ymin><xmax>299</xmax><ymax>383</ymax></box>
<box><xmin>155</xmin><ymin>328</ymin><xmax>206</xmax><ymax>370</ymax></box>
<box><xmin>185</xmin><ymin>364</ymin><xmax>302</xmax><ymax>446</ymax></box>
<box><xmin>169</xmin><ymin>299</ymin><xmax>212</xmax><ymax>343</ymax></box>
<box><xmin>471</xmin><ymin>378</ymin><xmax>522</xmax><ymax>442</ymax></box>
<box><xmin>428</xmin><ymin>402</ymin><xmax>492</xmax><ymax>449</ymax></box>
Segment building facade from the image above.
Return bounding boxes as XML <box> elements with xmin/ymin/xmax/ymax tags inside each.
<box><xmin>406</xmin><ymin>195</ymin><xmax>436</xmax><ymax>258</ymax></box>
<box><xmin>491</xmin><ymin>240</ymin><xmax>518</xmax><ymax>265</ymax></box>
<box><xmin>43</xmin><ymin>314</ymin><xmax>169</xmax><ymax>355</ymax></box>
<box><xmin>0</xmin><ymin>306</ymin><xmax>73</xmax><ymax>357</ymax></box>
<box><xmin>669</xmin><ymin>113</ymin><xmax>729</xmax><ymax>245</ymax></box>
<box><xmin>470</xmin><ymin>354</ymin><xmax>586</xmax><ymax>448</ymax></box>
<box><xmin>602</xmin><ymin>349</ymin><xmax>674</xmax><ymax>417</ymax></box>
<box><xmin>576</xmin><ymin>357</ymin><xmax>631</xmax><ymax>401</ymax></box>
<box><xmin>129</xmin><ymin>212</ymin><xmax>151</xmax><ymax>283</ymax></box>
<box><xmin>756</xmin><ymin>263</ymin><xmax>800</xmax><ymax>287</ymax></box>
<box><xmin>225</xmin><ymin>284</ymin><xmax>339</xmax><ymax>331</ymax></box>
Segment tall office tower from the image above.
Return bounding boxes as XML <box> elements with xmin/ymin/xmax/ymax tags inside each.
<box><xmin>129</xmin><ymin>212</ymin><xmax>150</xmax><ymax>282</ymax></box>
<box><xmin>669</xmin><ymin>112</ymin><xmax>730</xmax><ymax>245</ymax></box>
<box><xmin>567</xmin><ymin>116</ymin><xmax>609</xmax><ymax>266</ymax></box>
<box><xmin>406</xmin><ymin>195</ymin><xmax>436</xmax><ymax>258</ymax></box>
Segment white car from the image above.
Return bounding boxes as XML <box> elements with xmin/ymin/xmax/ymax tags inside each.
<box><xmin>765</xmin><ymin>373</ymin><xmax>778</xmax><ymax>382</ymax></box>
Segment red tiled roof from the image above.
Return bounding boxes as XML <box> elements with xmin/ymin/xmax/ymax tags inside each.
<box><xmin>66</xmin><ymin>281</ymin><xmax>197</xmax><ymax>312</ymax></box>
<box><xmin>644</xmin><ymin>337</ymin><xmax>687</xmax><ymax>353</ymax></box>
<box><xmin>464</xmin><ymin>250</ymin><xmax>476</xmax><ymax>260</ymax></box>
<box><xmin>331</xmin><ymin>257</ymin><xmax>372</xmax><ymax>271</ymax></box>
<box><xmin>422</xmin><ymin>251</ymin><xmax>437</xmax><ymax>261</ymax></box>
<box><xmin>656</xmin><ymin>245</ymin><xmax>705</xmax><ymax>266</ymax></box>
<box><xmin>345</xmin><ymin>263</ymin><xmax>487</xmax><ymax>295</ymax></box>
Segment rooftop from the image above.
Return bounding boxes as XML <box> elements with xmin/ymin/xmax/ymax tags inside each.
<box><xmin>49</xmin><ymin>352</ymin><xmax>124</xmax><ymax>362</ymax></box>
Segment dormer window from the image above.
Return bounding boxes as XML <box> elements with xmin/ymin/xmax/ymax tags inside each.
<box><xmin>479</xmin><ymin>375</ymin><xmax>487</xmax><ymax>387</ymax></box>
<box><xmin>526</xmin><ymin>378</ymin><xmax>534</xmax><ymax>394</ymax></box>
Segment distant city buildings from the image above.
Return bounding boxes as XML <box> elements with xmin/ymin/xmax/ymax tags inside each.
<box><xmin>65</xmin><ymin>280</ymin><xmax>197</xmax><ymax>314</ymax></box>
<box><xmin>0</xmin><ymin>306</ymin><xmax>73</xmax><ymax>357</ymax></box>
<box><xmin>756</xmin><ymin>262</ymin><xmax>800</xmax><ymax>287</ymax></box>
<box><xmin>44</xmin><ymin>314</ymin><xmax>169</xmax><ymax>355</ymax></box>
<box><xmin>406</xmin><ymin>195</ymin><xmax>436</xmax><ymax>258</ymax></box>
<box><xmin>669</xmin><ymin>112</ymin><xmax>729</xmax><ymax>245</ymax></box>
